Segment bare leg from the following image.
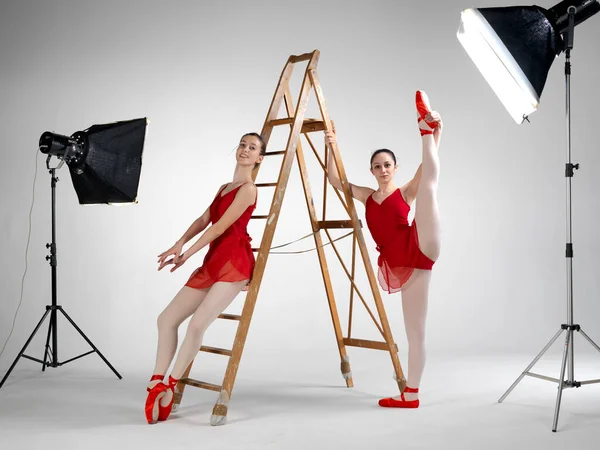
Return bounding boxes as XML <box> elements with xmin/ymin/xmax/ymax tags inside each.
<box><xmin>148</xmin><ymin>286</ymin><xmax>209</xmax><ymax>390</ymax></box>
<box><xmin>397</xmin><ymin>270</ymin><xmax>430</xmax><ymax>400</ymax></box>
<box><xmin>160</xmin><ymin>280</ymin><xmax>247</xmax><ymax>406</ymax></box>
<box><xmin>414</xmin><ymin>133</ymin><xmax>441</xmax><ymax>261</ymax></box>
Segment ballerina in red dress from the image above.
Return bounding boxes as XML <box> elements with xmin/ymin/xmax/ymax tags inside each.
<box><xmin>326</xmin><ymin>91</ymin><xmax>442</xmax><ymax>409</ymax></box>
<box><xmin>144</xmin><ymin>133</ymin><xmax>265</xmax><ymax>424</ymax></box>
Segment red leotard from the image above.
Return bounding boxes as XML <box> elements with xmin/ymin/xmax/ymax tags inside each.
<box><xmin>185</xmin><ymin>183</ymin><xmax>256</xmax><ymax>291</ymax></box>
<box><xmin>365</xmin><ymin>188</ymin><xmax>434</xmax><ymax>294</ymax></box>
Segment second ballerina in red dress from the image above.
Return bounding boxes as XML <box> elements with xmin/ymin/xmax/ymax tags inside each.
<box><xmin>326</xmin><ymin>91</ymin><xmax>443</xmax><ymax>409</ymax></box>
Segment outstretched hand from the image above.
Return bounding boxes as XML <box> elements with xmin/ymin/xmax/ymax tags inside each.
<box><xmin>157</xmin><ymin>241</ymin><xmax>186</xmax><ymax>272</ymax></box>
<box><xmin>425</xmin><ymin>111</ymin><xmax>443</xmax><ymax>131</ymax></box>
<box><xmin>158</xmin><ymin>252</ymin><xmax>189</xmax><ymax>272</ymax></box>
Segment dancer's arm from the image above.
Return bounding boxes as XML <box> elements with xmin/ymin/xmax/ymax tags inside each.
<box><xmin>325</xmin><ymin>130</ymin><xmax>374</xmax><ymax>205</ymax></box>
<box><xmin>157</xmin><ymin>184</ymin><xmax>226</xmax><ymax>268</ymax></box>
<box><xmin>176</xmin><ymin>206</ymin><xmax>212</xmax><ymax>245</ymax></box>
<box><xmin>160</xmin><ymin>183</ymin><xmax>257</xmax><ymax>272</ymax></box>
<box><xmin>402</xmin><ymin>165</ymin><xmax>422</xmax><ymax>206</ymax></box>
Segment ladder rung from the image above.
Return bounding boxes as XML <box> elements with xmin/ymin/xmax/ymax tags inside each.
<box><xmin>290</xmin><ymin>52</ymin><xmax>313</xmax><ymax>63</ymax></box>
<box><xmin>343</xmin><ymin>338</ymin><xmax>398</xmax><ymax>352</ymax></box>
<box><xmin>268</xmin><ymin>118</ymin><xmax>293</xmax><ymax>126</ymax></box>
<box><xmin>318</xmin><ymin>220</ymin><xmax>360</xmax><ymax>229</ymax></box>
<box><xmin>265</xmin><ymin>151</ymin><xmax>286</xmax><ymax>156</ymax></box>
<box><xmin>181</xmin><ymin>378</ymin><xmax>222</xmax><ymax>392</ymax></box>
<box><xmin>301</xmin><ymin>119</ymin><xmax>326</xmax><ymax>133</ymax></box>
<box><xmin>266</xmin><ymin>118</ymin><xmax>326</xmax><ymax>134</ymax></box>
<box><xmin>218</xmin><ymin>313</ymin><xmax>241</xmax><ymax>321</ymax></box>
<box><xmin>251</xmin><ymin>215</ymin><xmax>268</xmax><ymax>220</ymax></box>
<box><xmin>256</xmin><ymin>182</ymin><xmax>278</xmax><ymax>187</ymax></box>
<box><xmin>251</xmin><ymin>248</ymin><xmax>259</xmax><ymax>252</ymax></box>
<box><xmin>200</xmin><ymin>346</ymin><xmax>233</xmax><ymax>356</ymax></box>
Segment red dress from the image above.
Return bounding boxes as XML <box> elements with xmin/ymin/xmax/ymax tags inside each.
<box><xmin>185</xmin><ymin>183</ymin><xmax>256</xmax><ymax>291</ymax></box>
<box><xmin>365</xmin><ymin>188</ymin><xmax>434</xmax><ymax>294</ymax></box>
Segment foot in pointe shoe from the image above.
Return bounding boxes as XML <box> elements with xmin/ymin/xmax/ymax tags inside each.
<box><xmin>415</xmin><ymin>90</ymin><xmax>438</xmax><ymax>136</ymax></box>
<box><xmin>378</xmin><ymin>386</ymin><xmax>420</xmax><ymax>408</ymax></box>
<box><xmin>145</xmin><ymin>375</ymin><xmax>168</xmax><ymax>424</ymax></box>
<box><xmin>158</xmin><ymin>376</ymin><xmax>179</xmax><ymax>421</ymax></box>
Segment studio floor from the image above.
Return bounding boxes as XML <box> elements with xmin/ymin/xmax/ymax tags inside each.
<box><xmin>0</xmin><ymin>353</ymin><xmax>599</xmax><ymax>450</ymax></box>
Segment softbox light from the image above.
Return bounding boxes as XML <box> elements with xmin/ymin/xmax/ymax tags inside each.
<box><xmin>39</xmin><ymin>117</ymin><xmax>147</xmax><ymax>204</ymax></box>
<box><xmin>457</xmin><ymin>1</ymin><xmax>600</xmax><ymax>124</ymax></box>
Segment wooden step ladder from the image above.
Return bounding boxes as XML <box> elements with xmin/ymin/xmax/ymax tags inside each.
<box><xmin>172</xmin><ymin>50</ymin><xmax>407</xmax><ymax>425</ymax></box>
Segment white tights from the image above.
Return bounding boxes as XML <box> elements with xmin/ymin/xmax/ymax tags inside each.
<box><xmin>397</xmin><ymin>134</ymin><xmax>440</xmax><ymax>400</ymax></box>
<box><xmin>149</xmin><ymin>281</ymin><xmax>247</xmax><ymax>404</ymax></box>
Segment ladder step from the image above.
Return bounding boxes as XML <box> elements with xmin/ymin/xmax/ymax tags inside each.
<box><xmin>251</xmin><ymin>215</ymin><xmax>269</xmax><ymax>220</ymax></box>
<box><xmin>200</xmin><ymin>346</ymin><xmax>233</xmax><ymax>356</ymax></box>
<box><xmin>218</xmin><ymin>313</ymin><xmax>241</xmax><ymax>321</ymax></box>
<box><xmin>251</xmin><ymin>248</ymin><xmax>259</xmax><ymax>252</ymax></box>
<box><xmin>268</xmin><ymin>118</ymin><xmax>294</xmax><ymax>126</ymax></box>
<box><xmin>182</xmin><ymin>378</ymin><xmax>222</xmax><ymax>392</ymax></box>
<box><xmin>317</xmin><ymin>220</ymin><xmax>361</xmax><ymax>229</ymax></box>
<box><xmin>266</xmin><ymin>118</ymin><xmax>326</xmax><ymax>134</ymax></box>
<box><xmin>256</xmin><ymin>182</ymin><xmax>278</xmax><ymax>187</ymax></box>
<box><xmin>343</xmin><ymin>338</ymin><xmax>398</xmax><ymax>352</ymax></box>
<box><xmin>290</xmin><ymin>52</ymin><xmax>313</xmax><ymax>63</ymax></box>
<box><xmin>265</xmin><ymin>150</ymin><xmax>286</xmax><ymax>156</ymax></box>
<box><xmin>301</xmin><ymin>119</ymin><xmax>326</xmax><ymax>133</ymax></box>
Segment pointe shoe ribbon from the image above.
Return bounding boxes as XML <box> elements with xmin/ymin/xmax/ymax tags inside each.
<box><xmin>416</xmin><ymin>90</ymin><xmax>438</xmax><ymax>136</ymax></box>
<box><xmin>158</xmin><ymin>375</ymin><xmax>179</xmax><ymax>421</ymax></box>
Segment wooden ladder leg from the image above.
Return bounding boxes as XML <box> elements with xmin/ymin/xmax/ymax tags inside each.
<box><xmin>209</xmin><ymin>52</ymin><xmax>321</xmax><ymax>426</ymax></box>
<box><xmin>308</xmin><ymin>68</ymin><xmax>407</xmax><ymax>393</ymax></box>
<box><xmin>284</xmin><ymin>88</ymin><xmax>354</xmax><ymax>386</ymax></box>
<box><xmin>209</xmin><ymin>287</ymin><xmax>259</xmax><ymax>426</ymax></box>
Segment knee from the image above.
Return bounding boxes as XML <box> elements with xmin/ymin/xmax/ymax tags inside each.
<box><xmin>157</xmin><ymin>311</ymin><xmax>175</xmax><ymax>332</ymax></box>
<box><xmin>186</xmin><ymin>316</ymin><xmax>210</xmax><ymax>338</ymax></box>
<box><xmin>406</xmin><ymin>330</ymin><xmax>426</xmax><ymax>348</ymax></box>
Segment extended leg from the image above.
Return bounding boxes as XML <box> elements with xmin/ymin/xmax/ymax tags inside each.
<box><xmin>152</xmin><ymin>286</ymin><xmax>209</xmax><ymax>379</ymax></box>
<box><xmin>160</xmin><ymin>280</ymin><xmax>247</xmax><ymax>407</ymax></box>
<box><xmin>414</xmin><ymin>91</ymin><xmax>441</xmax><ymax>262</ymax></box>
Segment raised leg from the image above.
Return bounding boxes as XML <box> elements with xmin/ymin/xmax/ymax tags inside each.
<box><xmin>414</xmin><ymin>91</ymin><xmax>441</xmax><ymax>262</ymax></box>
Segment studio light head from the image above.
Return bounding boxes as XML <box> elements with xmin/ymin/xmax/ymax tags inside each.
<box><xmin>39</xmin><ymin>118</ymin><xmax>147</xmax><ymax>204</ymax></box>
<box><xmin>457</xmin><ymin>0</ymin><xmax>599</xmax><ymax>124</ymax></box>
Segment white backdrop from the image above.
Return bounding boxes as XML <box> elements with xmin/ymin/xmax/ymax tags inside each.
<box><xmin>1</xmin><ymin>0</ymin><xmax>599</xmax><ymax>380</ymax></box>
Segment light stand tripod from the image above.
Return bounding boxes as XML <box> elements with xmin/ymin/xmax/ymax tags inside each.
<box><xmin>0</xmin><ymin>155</ymin><xmax>121</xmax><ymax>388</ymax></box>
<box><xmin>498</xmin><ymin>6</ymin><xmax>600</xmax><ymax>432</ymax></box>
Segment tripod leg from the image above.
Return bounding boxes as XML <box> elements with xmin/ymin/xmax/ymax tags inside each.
<box><xmin>57</xmin><ymin>308</ymin><xmax>122</xmax><ymax>379</ymax></box>
<box><xmin>498</xmin><ymin>328</ymin><xmax>563</xmax><ymax>403</ymax></box>
<box><xmin>42</xmin><ymin>314</ymin><xmax>54</xmax><ymax>371</ymax></box>
<box><xmin>553</xmin><ymin>329</ymin><xmax>572</xmax><ymax>432</ymax></box>
<box><xmin>577</xmin><ymin>329</ymin><xmax>600</xmax><ymax>354</ymax></box>
<box><xmin>0</xmin><ymin>309</ymin><xmax>52</xmax><ymax>388</ymax></box>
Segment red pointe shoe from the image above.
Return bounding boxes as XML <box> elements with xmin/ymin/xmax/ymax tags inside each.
<box><xmin>158</xmin><ymin>375</ymin><xmax>179</xmax><ymax>421</ymax></box>
<box><xmin>416</xmin><ymin>90</ymin><xmax>438</xmax><ymax>136</ymax></box>
<box><xmin>145</xmin><ymin>375</ymin><xmax>167</xmax><ymax>424</ymax></box>
<box><xmin>378</xmin><ymin>386</ymin><xmax>420</xmax><ymax>408</ymax></box>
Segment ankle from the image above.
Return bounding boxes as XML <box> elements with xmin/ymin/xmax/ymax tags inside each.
<box><xmin>402</xmin><ymin>391</ymin><xmax>419</xmax><ymax>401</ymax></box>
<box><xmin>147</xmin><ymin>374</ymin><xmax>165</xmax><ymax>389</ymax></box>
<box><xmin>402</xmin><ymin>386</ymin><xmax>419</xmax><ymax>399</ymax></box>
<box><xmin>167</xmin><ymin>375</ymin><xmax>179</xmax><ymax>389</ymax></box>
